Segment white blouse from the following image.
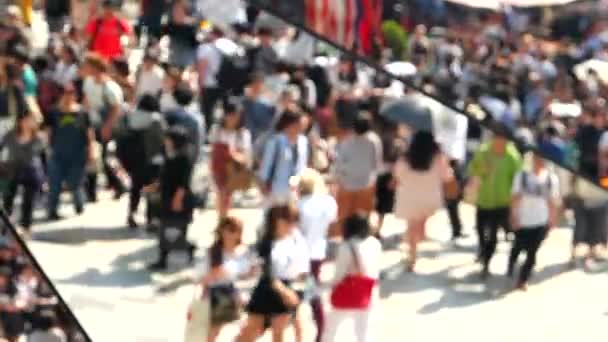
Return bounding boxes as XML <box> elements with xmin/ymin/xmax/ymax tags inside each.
<box><xmin>270</xmin><ymin>229</ymin><xmax>310</xmax><ymax>280</ymax></box>
<box><xmin>194</xmin><ymin>246</ymin><xmax>252</xmax><ymax>287</ymax></box>
<box><xmin>297</xmin><ymin>193</ymin><xmax>338</xmax><ymax>261</ymax></box>
<box><xmin>331</xmin><ymin>237</ymin><xmax>382</xmax><ymax>286</ymax></box>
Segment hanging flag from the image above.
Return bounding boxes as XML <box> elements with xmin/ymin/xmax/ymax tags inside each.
<box><xmin>304</xmin><ymin>0</ymin><xmax>359</xmax><ymax>50</ymax></box>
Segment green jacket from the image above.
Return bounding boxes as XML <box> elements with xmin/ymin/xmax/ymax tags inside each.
<box><xmin>467</xmin><ymin>142</ymin><xmax>523</xmax><ymax>209</ymax></box>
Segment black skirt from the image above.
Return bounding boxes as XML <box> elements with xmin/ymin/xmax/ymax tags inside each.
<box><xmin>246</xmin><ymin>277</ymin><xmax>298</xmax><ymax>316</ymax></box>
<box><xmin>375</xmin><ymin>172</ymin><xmax>395</xmax><ymax>214</ymax></box>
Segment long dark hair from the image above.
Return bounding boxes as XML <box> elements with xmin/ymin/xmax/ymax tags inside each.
<box><xmin>405</xmin><ymin>131</ymin><xmax>440</xmax><ymax>171</ymax></box>
<box><xmin>257</xmin><ymin>204</ymin><xmax>299</xmax><ymax>262</ymax></box>
<box><xmin>209</xmin><ymin>217</ymin><xmax>243</xmax><ymax>268</ymax></box>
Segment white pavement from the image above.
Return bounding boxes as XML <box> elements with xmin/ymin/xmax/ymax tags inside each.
<box><xmin>23</xmin><ymin>193</ymin><xmax>608</xmax><ymax>342</ymax></box>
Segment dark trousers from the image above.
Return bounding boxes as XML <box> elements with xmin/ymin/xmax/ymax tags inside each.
<box><xmin>3</xmin><ymin>179</ymin><xmax>37</xmax><ymax>229</ymax></box>
<box><xmin>310</xmin><ymin>260</ymin><xmax>324</xmax><ymax>342</ymax></box>
<box><xmin>508</xmin><ymin>226</ymin><xmax>547</xmax><ymax>283</ymax></box>
<box><xmin>128</xmin><ymin>173</ymin><xmax>146</xmax><ymax>216</ymax></box>
<box><xmin>200</xmin><ymin>87</ymin><xmax>224</xmax><ymax>133</ymax></box>
<box><xmin>85</xmin><ymin>172</ymin><xmax>97</xmax><ymax>202</ymax></box>
<box><xmin>476</xmin><ymin>207</ymin><xmax>510</xmax><ymax>268</ymax></box>
<box><xmin>446</xmin><ymin>199</ymin><xmax>462</xmax><ymax>238</ymax></box>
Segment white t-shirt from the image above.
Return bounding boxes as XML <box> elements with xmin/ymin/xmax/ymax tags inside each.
<box><xmin>598</xmin><ymin>131</ymin><xmax>608</xmax><ymax>151</ymax></box>
<box><xmin>208</xmin><ymin>126</ymin><xmax>252</xmax><ymax>154</ymax></box>
<box><xmin>196</xmin><ymin>42</ymin><xmax>223</xmax><ymax>88</ymax></box>
<box><xmin>83</xmin><ymin>77</ymin><xmax>123</xmax><ymax>123</ymax></box>
<box><xmin>136</xmin><ymin>65</ymin><xmax>165</xmax><ymax>99</ymax></box>
<box><xmin>270</xmin><ymin>229</ymin><xmax>310</xmax><ymax>280</ymax></box>
<box><xmin>193</xmin><ymin>246</ymin><xmax>251</xmax><ymax>286</ymax></box>
<box><xmin>297</xmin><ymin>193</ymin><xmax>338</xmax><ymax>261</ymax></box>
<box><xmin>512</xmin><ymin>169</ymin><xmax>560</xmax><ymax>228</ymax></box>
<box><xmin>53</xmin><ymin>62</ymin><xmax>78</xmax><ymax>86</ymax></box>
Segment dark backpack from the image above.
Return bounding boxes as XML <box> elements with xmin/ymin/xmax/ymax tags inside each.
<box><xmin>215</xmin><ymin>46</ymin><xmax>251</xmax><ymax>96</ymax></box>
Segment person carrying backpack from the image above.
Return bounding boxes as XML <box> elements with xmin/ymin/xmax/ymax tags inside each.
<box><xmin>508</xmin><ymin>152</ymin><xmax>560</xmax><ymax>291</ymax></box>
<box><xmin>85</xmin><ymin>0</ymin><xmax>133</xmax><ymax>61</ymax></box>
<box><xmin>115</xmin><ymin>94</ymin><xmax>165</xmax><ymax>230</ymax></box>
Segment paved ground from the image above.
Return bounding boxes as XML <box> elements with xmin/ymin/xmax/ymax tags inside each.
<box><xmin>19</xmin><ymin>9</ymin><xmax>608</xmax><ymax>342</ymax></box>
<box><xmin>18</xmin><ymin>190</ymin><xmax>608</xmax><ymax>342</ymax></box>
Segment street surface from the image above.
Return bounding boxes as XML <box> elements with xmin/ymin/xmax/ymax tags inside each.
<box><xmin>19</xmin><ymin>8</ymin><xmax>608</xmax><ymax>342</ymax></box>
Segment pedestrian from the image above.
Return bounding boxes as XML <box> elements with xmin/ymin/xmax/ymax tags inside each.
<box><xmin>85</xmin><ymin>0</ymin><xmax>133</xmax><ymax>61</ymax></box>
<box><xmin>333</xmin><ymin>111</ymin><xmax>382</xmax><ymax>235</ymax></box>
<box><xmin>393</xmin><ymin>131</ymin><xmax>453</xmax><ymax>272</ymax></box>
<box><xmin>134</xmin><ymin>48</ymin><xmax>165</xmax><ymax>101</ymax></box>
<box><xmin>0</xmin><ymin>61</ymin><xmax>28</xmax><ymax>140</ymax></box>
<box><xmin>467</xmin><ymin>132</ymin><xmax>522</xmax><ymax>278</ymax></box>
<box><xmin>167</xmin><ymin>0</ymin><xmax>199</xmax><ymax>70</ymax></box>
<box><xmin>209</xmin><ymin>99</ymin><xmax>252</xmax><ymax>219</ymax></box>
<box><xmin>257</xmin><ymin>109</ymin><xmax>309</xmax><ymax>206</ymax></box>
<box><xmin>0</xmin><ymin>266</ymin><xmax>24</xmax><ymax>342</ymax></box>
<box><xmin>238</xmin><ymin>203</ymin><xmax>309</xmax><ymax>342</ymax></box>
<box><xmin>164</xmin><ymin>83</ymin><xmax>205</xmax><ymax>163</ymax></box>
<box><xmin>196</xmin><ymin>27</ymin><xmax>225</xmax><ymax>132</ymax></box>
<box><xmin>295</xmin><ymin>168</ymin><xmax>337</xmax><ymax>342</ymax></box>
<box><xmin>322</xmin><ymin>213</ymin><xmax>381</xmax><ymax>342</ymax></box>
<box><xmin>508</xmin><ymin>153</ymin><xmax>560</xmax><ymax>291</ymax></box>
<box><xmin>0</xmin><ymin>113</ymin><xmax>45</xmax><ymax>237</ymax></box>
<box><xmin>194</xmin><ymin>217</ymin><xmax>255</xmax><ymax>342</ymax></box>
<box><xmin>115</xmin><ymin>94</ymin><xmax>165</xmax><ymax>229</ymax></box>
<box><xmin>147</xmin><ymin>126</ymin><xmax>196</xmax><ymax>271</ymax></box>
<box><xmin>46</xmin><ymin>83</ymin><xmax>94</xmax><ymax>221</ymax></box>
<box><xmin>82</xmin><ymin>52</ymin><xmax>127</xmax><ymax>200</ymax></box>
<box><xmin>445</xmin><ymin>159</ymin><xmax>465</xmax><ymax>240</ymax></box>
<box><xmin>570</xmin><ymin>176</ymin><xmax>608</xmax><ymax>267</ymax></box>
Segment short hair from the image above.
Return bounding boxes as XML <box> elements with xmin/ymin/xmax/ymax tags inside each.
<box><xmin>275</xmin><ymin>108</ymin><xmax>302</xmax><ymax>131</ymax></box>
<box><xmin>112</xmin><ymin>57</ymin><xmax>130</xmax><ymax>78</ymax></box>
<box><xmin>85</xmin><ymin>53</ymin><xmax>108</xmax><ymax>73</ymax></box>
<box><xmin>138</xmin><ymin>94</ymin><xmax>160</xmax><ymax>112</ymax></box>
<box><xmin>343</xmin><ymin>212</ymin><xmax>371</xmax><ymax>240</ymax></box>
<box><xmin>223</xmin><ymin>97</ymin><xmax>243</xmax><ymax>114</ymax></box>
<box><xmin>353</xmin><ymin>111</ymin><xmax>372</xmax><ymax>135</ymax></box>
<box><xmin>173</xmin><ymin>83</ymin><xmax>194</xmax><ymax>106</ymax></box>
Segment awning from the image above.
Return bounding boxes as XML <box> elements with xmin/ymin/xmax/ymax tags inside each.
<box><xmin>445</xmin><ymin>0</ymin><xmax>578</xmax><ymax>10</ymax></box>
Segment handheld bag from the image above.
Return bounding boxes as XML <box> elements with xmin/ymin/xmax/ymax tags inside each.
<box><xmin>184</xmin><ymin>285</ymin><xmax>210</xmax><ymax>342</ymax></box>
<box><xmin>330</xmin><ymin>242</ymin><xmax>376</xmax><ymax>310</ymax></box>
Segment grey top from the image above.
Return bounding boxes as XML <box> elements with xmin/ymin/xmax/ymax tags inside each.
<box><xmin>333</xmin><ymin>132</ymin><xmax>383</xmax><ymax>191</ymax></box>
<box><xmin>0</xmin><ymin>131</ymin><xmax>45</xmax><ymax>173</ymax></box>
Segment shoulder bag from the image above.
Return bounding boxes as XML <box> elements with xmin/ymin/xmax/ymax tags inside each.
<box><xmin>330</xmin><ymin>242</ymin><xmax>376</xmax><ymax>310</ymax></box>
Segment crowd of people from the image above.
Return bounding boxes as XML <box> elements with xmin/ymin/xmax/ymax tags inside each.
<box><xmin>0</xmin><ymin>226</ymin><xmax>84</xmax><ymax>342</ymax></box>
<box><xmin>379</xmin><ymin>1</ymin><xmax>608</xmax><ymax>184</ymax></box>
<box><xmin>0</xmin><ymin>0</ymin><xmax>606</xmax><ymax>341</ymax></box>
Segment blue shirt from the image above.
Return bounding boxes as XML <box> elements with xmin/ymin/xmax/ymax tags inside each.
<box><xmin>257</xmin><ymin>133</ymin><xmax>308</xmax><ymax>198</ymax></box>
<box><xmin>243</xmin><ymin>98</ymin><xmax>275</xmax><ymax>142</ymax></box>
<box><xmin>165</xmin><ymin>107</ymin><xmax>205</xmax><ymax>158</ymax></box>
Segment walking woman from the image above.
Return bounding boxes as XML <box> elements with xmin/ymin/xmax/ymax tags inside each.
<box><xmin>195</xmin><ymin>217</ymin><xmax>256</xmax><ymax>342</ymax></box>
<box><xmin>46</xmin><ymin>83</ymin><xmax>95</xmax><ymax>221</ymax></box>
<box><xmin>393</xmin><ymin>131</ymin><xmax>453</xmax><ymax>272</ymax></box>
<box><xmin>0</xmin><ymin>113</ymin><xmax>45</xmax><ymax>237</ymax></box>
<box><xmin>508</xmin><ymin>153</ymin><xmax>560</xmax><ymax>291</ymax></box>
<box><xmin>209</xmin><ymin>100</ymin><xmax>252</xmax><ymax>218</ymax></box>
<box><xmin>238</xmin><ymin>204</ymin><xmax>310</xmax><ymax>342</ymax></box>
<box><xmin>322</xmin><ymin>213</ymin><xmax>382</xmax><ymax>342</ymax></box>
<box><xmin>295</xmin><ymin>168</ymin><xmax>337</xmax><ymax>342</ymax></box>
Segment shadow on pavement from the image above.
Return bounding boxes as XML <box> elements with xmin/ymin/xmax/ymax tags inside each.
<box><xmin>54</xmin><ymin>245</ymin><xmax>159</xmax><ymax>288</ymax></box>
<box><xmin>32</xmin><ymin>226</ymin><xmax>149</xmax><ymax>244</ymax></box>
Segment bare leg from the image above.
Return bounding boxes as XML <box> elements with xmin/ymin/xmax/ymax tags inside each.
<box><xmin>237</xmin><ymin>314</ymin><xmax>264</xmax><ymax>342</ymax></box>
<box><xmin>271</xmin><ymin>314</ymin><xmax>291</xmax><ymax>342</ymax></box>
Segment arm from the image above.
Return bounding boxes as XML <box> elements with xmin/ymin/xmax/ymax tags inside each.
<box><xmin>330</xmin><ymin>243</ymin><xmax>351</xmax><ymax>286</ymax></box>
<box><xmin>510</xmin><ymin>172</ymin><xmax>523</xmax><ymax>230</ymax></box>
<box><xmin>256</xmin><ymin>136</ymin><xmax>278</xmax><ymax>191</ymax></box>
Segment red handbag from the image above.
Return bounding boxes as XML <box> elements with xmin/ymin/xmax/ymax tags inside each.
<box><xmin>330</xmin><ymin>242</ymin><xmax>376</xmax><ymax>309</ymax></box>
